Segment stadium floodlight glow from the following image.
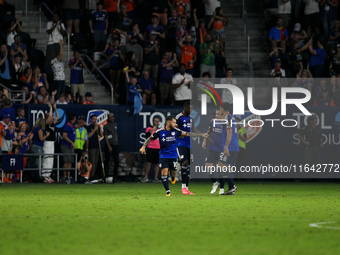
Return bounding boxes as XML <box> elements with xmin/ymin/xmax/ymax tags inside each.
<box><xmin>201</xmin><ymin>85</ymin><xmax>312</xmax><ymax>116</ymax></box>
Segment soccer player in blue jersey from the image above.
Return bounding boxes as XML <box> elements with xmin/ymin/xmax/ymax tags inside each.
<box><xmin>202</xmin><ymin>108</ymin><xmax>232</xmax><ymax>195</ymax></box>
<box><xmin>140</xmin><ymin>115</ymin><xmax>208</xmax><ymax>196</ymax></box>
<box><xmin>175</xmin><ymin>101</ymin><xmax>198</xmax><ymax>195</ymax></box>
<box><xmin>220</xmin><ymin>105</ymin><xmax>239</xmax><ymax>195</ymax></box>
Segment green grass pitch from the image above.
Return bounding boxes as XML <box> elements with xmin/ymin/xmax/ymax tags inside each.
<box><xmin>1</xmin><ymin>182</ymin><xmax>340</xmax><ymax>255</ymax></box>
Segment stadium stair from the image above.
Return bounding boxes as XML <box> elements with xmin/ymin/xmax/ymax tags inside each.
<box><xmin>14</xmin><ymin>2</ymin><xmax>112</xmax><ymax>105</ymax></box>
<box><xmin>221</xmin><ymin>0</ymin><xmax>272</xmax><ymax>105</ymax></box>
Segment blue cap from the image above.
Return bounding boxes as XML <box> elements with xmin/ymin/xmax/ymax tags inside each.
<box><xmin>3</xmin><ymin>114</ymin><xmax>11</xmax><ymax>119</ymax></box>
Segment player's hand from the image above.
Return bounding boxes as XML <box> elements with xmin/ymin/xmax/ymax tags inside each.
<box><xmin>94</xmin><ymin>124</ymin><xmax>99</xmax><ymax>131</ymax></box>
<box><xmin>224</xmin><ymin>148</ymin><xmax>230</xmax><ymax>156</ymax></box>
<box><xmin>202</xmin><ymin>140</ymin><xmax>206</xmax><ymax>149</ymax></box>
<box><xmin>72</xmin><ymin>142</ymin><xmax>76</xmax><ymax>148</ymax></box>
<box><xmin>108</xmin><ymin>146</ymin><xmax>112</xmax><ymax>152</ymax></box>
<box><xmin>201</xmin><ymin>133</ymin><xmax>209</xmax><ymax>138</ymax></box>
<box><xmin>140</xmin><ymin>147</ymin><xmax>146</xmax><ymax>154</ymax></box>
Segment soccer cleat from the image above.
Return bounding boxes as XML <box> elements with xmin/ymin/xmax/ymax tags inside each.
<box><xmin>182</xmin><ymin>187</ymin><xmax>190</xmax><ymax>195</ymax></box>
<box><xmin>171</xmin><ymin>177</ymin><xmax>176</xmax><ymax>185</ymax></box>
<box><xmin>230</xmin><ymin>185</ymin><xmax>238</xmax><ymax>192</ymax></box>
<box><xmin>219</xmin><ymin>189</ymin><xmax>225</xmax><ymax>195</ymax></box>
<box><xmin>166</xmin><ymin>191</ymin><xmax>171</xmax><ymax>196</ymax></box>
<box><xmin>187</xmin><ymin>190</ymin><xmax>196</xmax><ymax>195</ymax></box>
<box><xmin>140</xmin><ymin>177</ymin><xmax>149</xmax><ymax>183</ymax></box>
<box><xmin>222</xmin><ymin>191</ymin><xmax>235</xmax><ymax>195</ymax></box>
<box><xmin>210</xmin><ymin>182</ymin><xmax>219</xmax><ymax>194</ymax></box>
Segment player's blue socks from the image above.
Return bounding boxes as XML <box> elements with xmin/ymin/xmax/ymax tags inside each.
<box><xmin>161</xmin><ymin>175</ymin><xmax>170</xmax><ymax>192</ymax></box>
<box><xmin>181</xmin><ymin>165</ymin><xmax>188</xmax><ymax>188</ymax></box>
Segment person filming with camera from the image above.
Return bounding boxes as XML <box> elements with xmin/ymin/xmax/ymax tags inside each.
<box><xmin>77</xmin><ymin>152</ymin><xmax>92</xmax><ymax>184</ymax></box>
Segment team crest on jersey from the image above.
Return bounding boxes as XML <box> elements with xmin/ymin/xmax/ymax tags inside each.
<box><xmin>237</xmin><ymin>112</ymin><xmax>262</xmax><ymax>143</ymax></box>
<box><xmin>171</xmin><ymin>132</ymin><xmax>175</xmax><ymax>136</ymax></box>
<box><xmin>159</xmin><ymin>163</ymin><xmax>162</xmax><ymax>168</ymax></box>
<box><xmin>180</xmin><ymin>155</ymin><xmax>184</xmax><ymax>159</ymax></box>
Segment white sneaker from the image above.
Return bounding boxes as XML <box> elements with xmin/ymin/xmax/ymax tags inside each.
<box><xmin>210</xmin><ymin>182</ymin><xmax>220</xmax><ymax>194</ymax></box>
<box><xmin>219</xmin><ymin>188</ymin><xmax>224</xmax><ymax>195</ymax></box>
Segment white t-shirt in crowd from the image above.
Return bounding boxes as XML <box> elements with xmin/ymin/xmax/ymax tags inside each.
<box><xmin>304</xmin><ymin>0</ymin><xmax>319</xmax><ymax>15</ymax></box>
<box><xmin>204</xmin><ymin>0</ymin><xmax>221</xmax><ymax>16</ymax></box>
<box><xmin>277</xmin><ymin>0</ymin><xmax>291</xmax><ymax>14</ymax></box>
<box><xmin>46</xmin><ymin>21</ymin><xmax>65</xmax><ymax>45</ymax></box>
<box><xmin>172</xmin><ymin>72</ymin><xmax>193</xmax><ymax>101</ymax></box>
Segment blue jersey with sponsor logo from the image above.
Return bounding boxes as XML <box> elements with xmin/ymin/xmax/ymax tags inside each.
<box><xmin>69</xmin><ymin>59</ymin><xmax>85</xmax><ymax>84</ymax></box>
<box><xmin>227</xmin><ymin>114</ymin><xmax>239</xmax><ymax>152</ymax></box>
<box><xmin>209</xmin><ymin>119</ymin><xmax>228</xmax><ymax>152</ymax></box>
<box><xmin>175</xmin><ymin>112</ymin><xmax>192</xmax><ymax>148</ymax></box>
<box><xmin>151</xmin><ymin>127</ymin><xmax>184</xmax><ymax>159</ymax></box>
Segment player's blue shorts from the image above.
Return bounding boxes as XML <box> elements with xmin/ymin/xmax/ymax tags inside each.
<box><xmin>177</xmin><ymin>146</ymin><xmax>190</xmax><ymax>162</ymax></box>
<box><xmin>159</xmin><ymin>158</ymin><xmax>178</xmax><ymax>171</ymax></box>
<box><xmin>205</xmin><ymin>149</ymin><xmax>221</xmax><ymax>164</ymax></box>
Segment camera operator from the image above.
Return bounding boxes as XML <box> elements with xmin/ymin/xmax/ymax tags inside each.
<box><xmin>77</xmin><ymin>152</ymin><xmax>92</xmax><ymax>184</ymax></box>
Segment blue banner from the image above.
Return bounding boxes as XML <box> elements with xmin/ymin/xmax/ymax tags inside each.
<box><xmin>18</xmin><ymin>104</ymin><xmax>340</xmax><ymax>166</ymax></box>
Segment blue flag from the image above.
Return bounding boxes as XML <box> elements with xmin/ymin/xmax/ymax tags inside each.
<box><xmin>134</xmin><ymin>91</ymin><xmax>143</xmax><ymax>115</ymax></box>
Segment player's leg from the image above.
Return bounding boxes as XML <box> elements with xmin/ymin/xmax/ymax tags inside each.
<box><xmin>217</xmin><ymin>152</ymin><xmax>229</xmax><ymax>195</ymax></box>
<box><xmin>159</xmin><ymin>159</ymin><xmax>171</xmax><ymax>196</ymax></box>
<box><xmin>185</xmin><ymin>147</ymin><xmax>192</xmax><ymax>191</ymax></box>
<box><xmin>217</xmin><ymin>161</ymin><xmax>226</xmax><ymax>195</ymax></box>
<box><xmin>225</xmin><ymin>151</ymin><xmax>239</xmax><ymax>195</ymax></box>
<box><xmin>206</xmin><ymin>150</ymin><xmax>220</xmax><ymax>194</ymax></box>
<box><xmin>178</xmin><ymin>146</ymin><xmax>188</xmax><ymax>191</ymax></box>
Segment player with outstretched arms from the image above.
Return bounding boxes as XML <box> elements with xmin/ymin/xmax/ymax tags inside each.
<box><xmin>140</xmin><ymin>115</ymin><xmax>208</xmax><ymax>196</ymax></box>
<box><xmin>202</xmin><ymin>108</ymin><xmax>232</xmax><ymax>194</ymax></box>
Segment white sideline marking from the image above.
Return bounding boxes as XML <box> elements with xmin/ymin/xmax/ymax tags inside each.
<box><xmin>309</xmin><ymin>222</ymin><xmax>340</xmax><ymax>230</ymax></box>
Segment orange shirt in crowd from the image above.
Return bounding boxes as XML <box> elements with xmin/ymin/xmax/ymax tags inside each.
<box><xmin>213</xmin><ymin>19</ymin><xmax>226</xmax><ymax>31</ymax></box>
<box><xmin>174</xmin><ymin>0</ymin><xmax>190</xmax><ymax>17</ymax></box>
<box><xmin>82</xmin><ymin>100</ymin><xmax>95</xmax><ymax>105</ymax></box>
<box><xmin>104</xmin><ymin>0</ymin><xmax>118</xmax><ymax>12</ymax></box>
<box><xmin>181</xmin><ymin>44</ymin><xmax>196</xmax><ymax>69</ymax></box>
<box><xmin>122</xmin><ymin>0</ymin><xmax>134</xmax><ymax>13</ymax></box>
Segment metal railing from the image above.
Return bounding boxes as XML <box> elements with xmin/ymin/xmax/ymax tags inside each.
<box><xmin>39</xmin><ymin>2</ymin><xmax>70</xmax><ymax>62</ymax></box>
<box><xmin>0</xmin><ymin>83</ymin><xmax>26</xmax><ymax>103</ymax></box>
<box><xmin>0</xmin><ymin>153</ymin><xmax>78</xmax><ymax>183</ymax></box>
<box><xmin>243</xmin><ymin>1</ymin><xmax>255</xmax><ymax>89</ymax></box>
<box><xmin>84</xmin><ymin>54</ymin><xmax>114</xmax><ymax>105</ymax></box>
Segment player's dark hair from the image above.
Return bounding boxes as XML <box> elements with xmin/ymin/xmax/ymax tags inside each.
<box><xmin>166</xmin><ymin>116</ymin><xmax>174</xmax><ymax>122</ymax></box>
<box><xmin>90</xmin><ymin>114</ymin><xmax>97</xmax><ymax>119</ymax></box>
<box><xmin>183</xmin><ymin>101</ymin><xmax>192</xmax><ymax>109</ymax></box>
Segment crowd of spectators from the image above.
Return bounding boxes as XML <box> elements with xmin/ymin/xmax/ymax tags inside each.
<box><xmin>1</xmin><ymin>0</ymin><xmax>230</xmax><ymax>107</ymax></box>
<box><xmin>265</xmin><ymin>0</ymin><xmax>340</xmax><ymax>106</ymax></box>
